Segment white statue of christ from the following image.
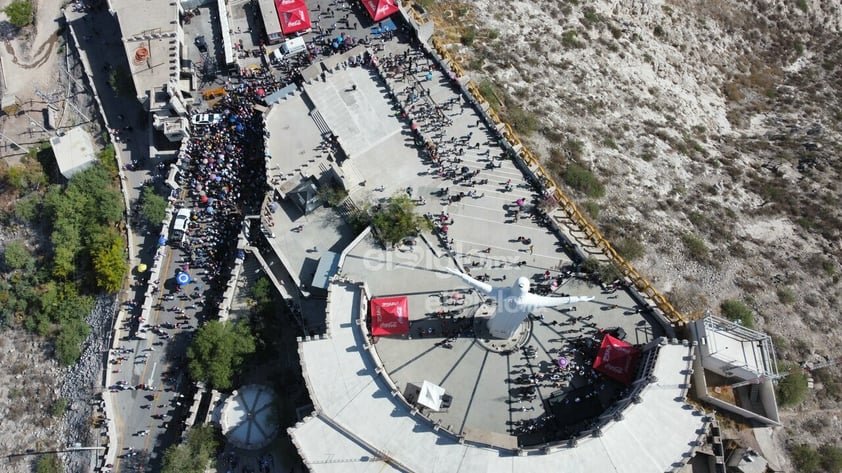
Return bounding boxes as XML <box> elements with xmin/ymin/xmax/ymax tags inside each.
<box><xmin>445</xmin><ymin>267</ymin><xmax>594</xmax><ymax>339</ymax></box>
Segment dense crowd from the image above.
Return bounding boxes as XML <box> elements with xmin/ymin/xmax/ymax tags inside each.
<box><xmin>176</xmin><ymin>88</ymin><xmax>271</xmax><ymax>310</ymax></box>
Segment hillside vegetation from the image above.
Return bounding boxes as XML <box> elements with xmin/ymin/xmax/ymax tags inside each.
<box><xmin>423</xmin><ymin>0</ymin><xmax>842</xmax><ymax>462</ymax></box>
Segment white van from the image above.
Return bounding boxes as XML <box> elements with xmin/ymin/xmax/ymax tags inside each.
<box><xmin>171</xmin><ymin>208</ymin><xmax>192</xmax><ymax>244</ymax></box>
<box><xmin>279</xmin><ymin>36</ymin><xmax>307</xmax><ymax>57</ymax></box>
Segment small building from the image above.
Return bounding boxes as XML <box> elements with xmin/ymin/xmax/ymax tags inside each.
<box><xmin>50</xmin><ymin>127</ymin><xmax>97</xmax><ymax>180</ymax></box>
<box><xmin>310</xmin><ymin>251</ymin><xmax>340</xmax><ymax>297</ymax></box>
<box><xmin>689</xmin><ymin>316</ymin><xmax>782</xmax><ymax>426</ymax></box>
<box><xmin>258</xmin><ymin>0</ymin><xmax>284</xmax><ymax>44</ymax></box>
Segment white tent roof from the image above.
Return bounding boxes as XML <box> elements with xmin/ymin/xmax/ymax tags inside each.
<box><xmin>418</xmin><ymin>380</ymin><xmax>445</xmax><ymax>411</ymax></box>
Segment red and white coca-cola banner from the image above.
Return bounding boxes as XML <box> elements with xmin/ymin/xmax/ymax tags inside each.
<box><xmin>370</xmin><ymin>296</ymin><xmax>410</xmax><ymax>336</ymax></box>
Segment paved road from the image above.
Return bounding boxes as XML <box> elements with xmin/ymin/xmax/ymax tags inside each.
<box><xmin>65</xmin><ymin>8</ymin><xmax>200</xmax><ymax>472</ymax></box>
<box><xmin>108</xmin><ymin>242</ymin><xmax>209</xmax><ymax>471</ymax></box>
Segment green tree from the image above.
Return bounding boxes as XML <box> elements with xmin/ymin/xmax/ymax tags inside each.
<box><xmin>140</xmin><ymin>186</ymin><xmax>168</xmax><ymax>227</ymax></box>
<box><xmin>370</xmin><ymin>194</ymin><xmax>431</xmax><ymax>247</ymax></box>
<box><xmin>35</xmin><ymin>453</ymin><xmax>62</xmax><ymax>473</ymax></box>
<box><xmin>3</xmin><ymin>240</ymin><xmax>32</xmax><ymax>270</ymax></box>
<box><xmin>777</xmin><ymin>369</ymin><xmax>809</xmax><ymax>407</ymax></box>
<box><xmin>4</xmin><ymin>155</ymin><xmax>46</xmax><ymax>193</ymax></box>
<box><xmin>66</xmin><ymin>165</ymin><xmax>123</xmax><ymax>226</ymax></box>
<box><xmin>91</xmin><ymin>228</ymin><xmax>126</xmax><ymax>293</ymax></box>
<box><xmin>161</xmin><ymin>424</ymin><xmax>221</xmax><ymax>473</ymax></box>
<box><xmin>251</xmin><ymin>276</ymin><xmax>273</xmax><ymax>307</ymax></box>
<box><xmin>97</xmin><ymin>143</ymin><xmax>118</xmax><ymax>174</ymax></box>
<box><xmin>55</xmin><ymin>316</ymin><xmax>90</xmax><ymax>365</ymax></box>
<box><xmin>43</xmin><ymin>165</ymin><xmax>123</xmax><ymax>281</ymax></box>
<box><xmin>188</xmin><ymin>321</ymin><xmax>256</xmax><ymax>390</ymax></box>
<box><xmin>3</xmin><ymin>0</ymin><xmax>33</xmax><ymax>28</ymax></box>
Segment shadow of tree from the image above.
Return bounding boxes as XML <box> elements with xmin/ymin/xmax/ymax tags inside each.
<box><xmin>0</xmin><ymin>20</ymin><xmax>21</xmax><ymax>41</ymax></box>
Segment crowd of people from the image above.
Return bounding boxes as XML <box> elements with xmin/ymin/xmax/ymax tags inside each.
<box><xmin>176</xmin><ymin>89</ymin><xmax>270</xmax><ymax>303</ymax></box>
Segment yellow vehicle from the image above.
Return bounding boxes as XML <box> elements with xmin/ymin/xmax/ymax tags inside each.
<box><xmin>202</xmin><ymin>87</ymin><xmax>227</xmax><ymax>101</ymax></box>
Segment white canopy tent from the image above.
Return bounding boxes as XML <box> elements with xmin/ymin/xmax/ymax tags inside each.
<box><xmin>417</xmin><ymin>380</ymin><xmax>446</xmax><ymax>411</ymax></box>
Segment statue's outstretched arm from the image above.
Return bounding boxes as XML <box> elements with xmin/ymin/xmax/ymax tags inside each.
<box><xmin>444</xmin><ymin>267</ymin><xmax>494</xmax><ymax>295</ymax></box>
<box><xmin>525</xmin><ymin>293</ymin><xmax>595</xmax><ymax>309</ymax></box>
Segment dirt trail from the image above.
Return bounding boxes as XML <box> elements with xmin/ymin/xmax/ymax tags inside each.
<box><xmin>3</xmin><ymin>31</ymin><xmax>59</xmax><ymax>69</ymax></box>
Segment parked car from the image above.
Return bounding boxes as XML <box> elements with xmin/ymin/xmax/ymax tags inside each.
<box><xmin>194</xmin><ymin>35</ymin><xmax>208</xmax><ymax>53</ymax></box>
<box><xmin>190</xmin><ymin>113</ymin><xmax>222</xmax><ymax>126</ymax></box>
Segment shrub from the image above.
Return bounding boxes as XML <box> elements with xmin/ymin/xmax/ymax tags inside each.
<box><xmin>653</xmin><ymin>25</ymin><xmax>665</xmax><ymax>38</ymax></box>
<box><xmin>581</xmin><ymin>200</ymin><xmax>600</xmax><ymax>219</ymax></box>
<box><xmin>565</xmin><ymin>138</ymin><xmax>585</xmax><ymax>161</ymax></box>
<box><xmin>719</xmin><ymin>299</ymin><xmax>754</xmax><ymax>327</ymax></box>
<box><xmin>596</xmin><ymin>262</ymin><xmax>623</xmax><ymax>284</ymax></box>
<box><xmin>107</xmin><ymin>66</ymin><xmax>136</xmax><ymax>98</ymax></box>
<box><xmin>562</xmin><ymin>163</ymin><xmax>605</xmax><ymax>198</ymax></box>
<box><xmin>476</xmin><ymin>80</ymin><xmax>502</xmax><ymax>111</ymax></box>
<box><xmin>12</xmin><ymin>194</ymin><xmax>40</xmax><ymax>223</ymax></box>
<box><xmin>51</xmin><ymin>397</ymin><xmax>69</xmax><ymax>416</ymax></box>
<box><xmin>505</xmin><ymin>106</ymin><xmax>538</xmax><ymax>135</ymax></box>
<box><xmin>614</xmin><ymin>237</ymin><xmax>645</xmax><ymax>261</ymax></box>
<box><xmin>790</xmin><ymin>444</ymin><xmax>820</xmax><ymax>473</ymax></box>
<box><xmin>561</xmin><ymin>30</ymin><xmax>582</xmax><ymax>48</ymax></box>
<box><xmin>97</xmin><ymin>144</ymin><xmax>118</xmax><ymax>175</ymax></box>
<box><xmin>4</xmin><ymin>0</ymin><xmax>33</xmax><ymax>28</ymax></box>
<box><xmin>580</xmin><ymin>256</ymin><xmax>600</xmax><ymax>274</ymax></box>
<box><xmin>776</xmin><ymin>287</ymin><xmax>796</xmax><ymax>304</ymax></box>
<box><xmin>3</xmin><ymin>240</ymin><xmax>33</xmax><ymax>270</ymax></box>
<box><xmin>460</xmin><ymin>27</ymin><xmax>476</xmax><ymax>46</ymax></box>
<box><xmin>776</xmin><ymin>369</ymin><xmax>809</xmax><ymax>407</ymax></box>
<box><xmin>812</xmin><ymin>367</ymin><xmax>842</xmax><ymax>402</ymax></box>
<box><xmin>681</xmin><ymin>233</ymin><xmax>708</xmax><ymax>262</ymax></box>
<box><xmin>581</xmin><ymin>7</ymin><xmax>600</xmax><ymax>28</ymax></box>
<box><xmin>35</xmin><ymin>454</ymin><xmax>62</xmax><ymax>473</ymax></box>
<box><xmin>818</xmin><ymin>443</ymin><xmax>842</xmax><ymax>472</ymax></box>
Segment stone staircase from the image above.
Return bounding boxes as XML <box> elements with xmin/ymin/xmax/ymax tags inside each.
<box><xmin>310</xmin><ymin>109</ymin><xmax>332</xmax><ymax>136</ymax></box>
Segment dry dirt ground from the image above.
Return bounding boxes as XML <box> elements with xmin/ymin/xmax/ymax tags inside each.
<box><xmin>0</xmin><ymin>0</ymin><xmax>90</xmax><ymax>162</ymax></box>
<box><xmin>426</xmin><ymin>0</ymin><xmax>842</xmax><ymax>468</ymax></box>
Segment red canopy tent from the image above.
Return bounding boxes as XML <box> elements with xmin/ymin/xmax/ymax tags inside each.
<box><xmin>275</xmin><ymin>0</ymin><xmax>311</xmax><ymax>35</ymax></box>
<box><xmin>592</xmin><ymin>334</ymin><xmax>641</xmax><ymax>385</ymax></box>
<box><xmin>361</xmin><ymin>0</ymin><xmax>399</xmax><ymax>22</ymax></box>
<box><xmin>370</xmin><ymin>296</ymin><xmax>410</xmax><ymax>336</ymax></box>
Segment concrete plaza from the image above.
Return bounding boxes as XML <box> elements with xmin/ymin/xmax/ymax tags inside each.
<box><xmin>248</xmin><ymin>9</ymin><xmax>708</xmax><ymax>472</ymax></box>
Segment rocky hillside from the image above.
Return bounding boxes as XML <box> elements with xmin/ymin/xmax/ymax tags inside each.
<box><xmin>426</xmin><ymin>0</ymin><xmax>842</xmax><ymax>463</ymax></box>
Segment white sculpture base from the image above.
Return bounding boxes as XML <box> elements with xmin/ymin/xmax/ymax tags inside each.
<box><xmin>474</xmin><ymin>306</ymin><xmax>532</xmax><ymax>353</ymax></box>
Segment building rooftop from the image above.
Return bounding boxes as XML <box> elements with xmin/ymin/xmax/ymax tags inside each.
<box><xmin>695</xmin><ymin>316</ymin><xmax>778</xmax><ymax>378</ymax></box>
<box><xmin>290</xmin><ymin>284</ymin><xmax>707</xmax><ymax>472</ymax></box>
<box><xmin>110</xmin><ymin>0</ymin><xmax>180</xmax><ymax>101</ymax></box>
<box><xmin>255</xmin><ymin>14</ymin><xmax>709</xmax><ymax>472</ymax></box>
<box><xmin>50</xmin><ymin>127</ymin><xmax>97</xmax><ymax>179</ymax></box>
